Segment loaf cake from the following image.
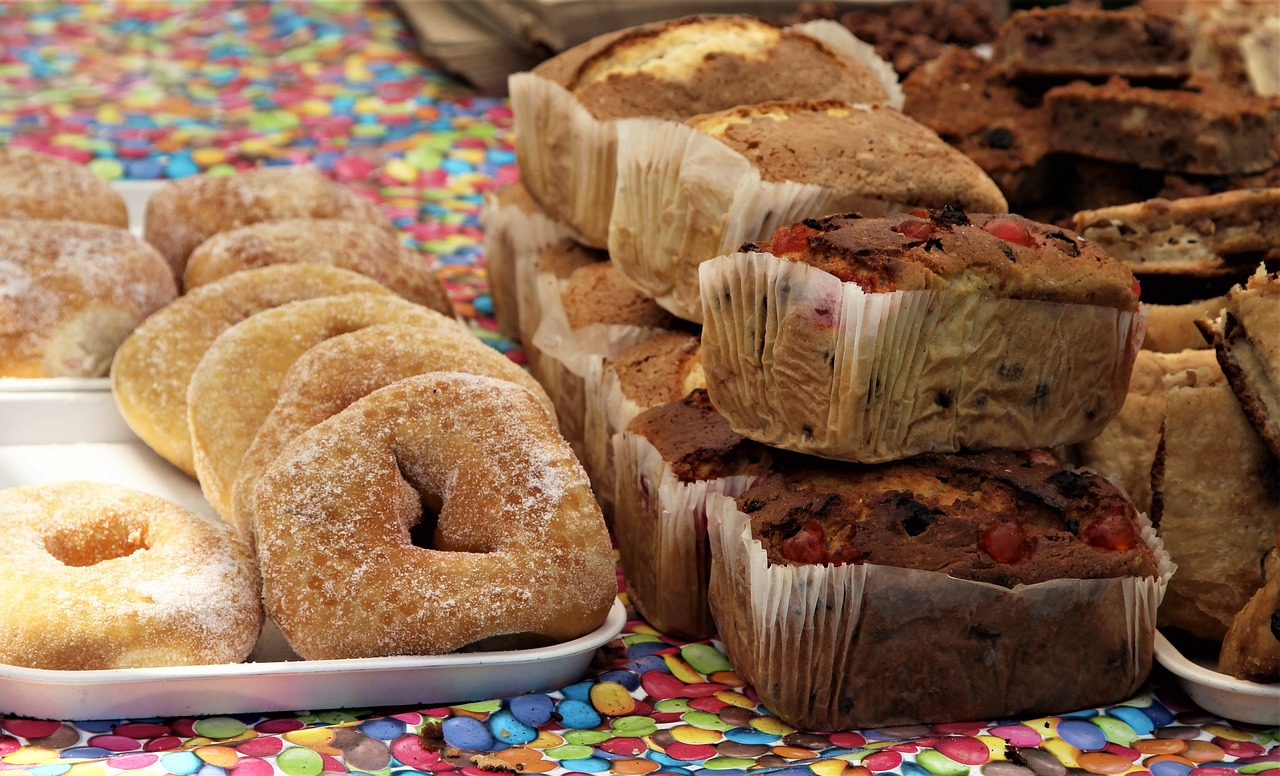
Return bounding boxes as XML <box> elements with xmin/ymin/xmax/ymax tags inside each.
<box><xmin>0</xmin><ymin>148</ymin><xmax>129</xmax><ymax>229</ymax></box>
<box><xmin>1045</xmin><ymin>78</ymin><xmax>1280</xmax><ymax>175</ymax></box>
<box><xmin>994</xmin><ymin>6</ymin><xmax>1191</xmax><ymax>82</ymax></box>
<box><xmin>614</xmin><ymin>389</ymin><xmax>777</xmax><ymax>640</ymax></box>
<box><xmin>902</xmin><ymin>46</ymin><xmax>1055</xmax><ymax>210</ymax></box>
<box><xmin>609</xmin><ymin>99</ymin><xmax>1007</xmax><ymax>322</ymax></box>
<box><xmin>706</xmin><ymin>448</ymin><xmax>1169</xmax><ymax>730</ymax></box>
<box><xmin>509</xmin><ymin>14</ymin><xmax>901</xmax><ymax>248</ymax></box>
<box><xmin>698</xmin><ymin>208</ymin><xmax>1144</xmax><ymax>463</ymax></box>
<box><xmin>1</xmin><ymin>219</ymin><xmax>177</xmax><ymax>378</ymax></box>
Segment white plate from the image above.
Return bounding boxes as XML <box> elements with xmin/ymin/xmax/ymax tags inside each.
<box><xmin>1154</xmin><ymin>630</ymin><xmax>1280</xmax><ymax>725</ymax></box>
<box><xmin>0</xmin><ymin>390</ymin><xmax>626</xmax><ymax>720</ymax></box>
<box><xmin>112</xmin><ymin>178</ymin><xmax>164</xmax><ymax>236</ymax></box>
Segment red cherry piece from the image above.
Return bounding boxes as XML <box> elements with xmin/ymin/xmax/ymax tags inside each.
<box><xmin>982</xmin><ymin>522</ymin><xmax>1030</xmax><ymax>563</ymax></box>
<box><xmin>781</xmin><ymin>522</ymin><xmax>828</xmax><ymax>564</ymax></box>
<box><xmin>983</xmin><ymin>217</ymin><xmax>1036</xmax><ymax>248</ymax></box>
<box><xmin>1083</xmin><ymin>510</ymin><xmax>1138</xmax><ymax>551</ymax></box>
<box><xmin>894</xmin><ymin>218</ymin><xmax>935</xmax><ymax>243</ymax></box>
<box><xmin>767</xmin><ymin>223</ymin><xmax>819</xmax><ymax>256</ymax></box>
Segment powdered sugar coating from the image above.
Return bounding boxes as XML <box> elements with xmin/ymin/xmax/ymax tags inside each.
<box><xmin>0</xmin><ymin>148</ymin><xmax>129</xmax><ymax>228</ymax></box>
<box><xmin>111</xmin><ymin>264</ymin><xmax>392</xmax><ymax>476</ymax></box>
<box><xmin>0</xmin><ymin>481</ymin><xmax>262</xmax><ymax>669</ymax></box>
<box><xmin>253</xmin><ymin>372</ymin><xmax>617</xmax><ymax>660</ymax></box>
<box><xmin>0</xmin><ymin>219</ymin><xmax>177</xmax><ymax>377</ymax></box>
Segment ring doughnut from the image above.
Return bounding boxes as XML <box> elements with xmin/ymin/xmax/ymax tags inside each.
<box><xmin>142</xmin><ymin>166</ymin><xmax>394</xmax><ymax>280</ymax></box>
<box><xmin>253</xmin><ymin>372</ymin><xmax>617</xmax><ymax>659</ymax></box>
<box><xmin>187</xmin><ymin>293</ymin><xmax>460</xmax><ymax>522</ymax></box>
<box><xmin>0</xmin><ymin>148</ymin><xmax>129</xmax><ymax>229</ymax></box>
<box><xmin>0</xmin><ymin>481</ymin><xmax>262</xmax><ymax>669</ymax></box>
<box><xmin>231</xmin><ymin>322</ymin><xmax>555</xmax><ymax>538</ymax></box>
<box><xmin>181</xmin><ymin>218</ymin><xmax>454</xmax><ymax>316</ymax></box>
<box><xmin>111</xmin><ymin>264</ymin><xmax>393</xmax><ymax>476</ymax></box>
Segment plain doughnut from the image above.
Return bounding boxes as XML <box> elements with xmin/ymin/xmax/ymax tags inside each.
<box><xmin>142</xmin><ymin>166</ymin><xmax>395</xmax><ymax>280</ymax></box>
<box><xmin>253</xmin><ymin>372</ymin><xmax>617</xmax><ymax>659</ymax></box>
<box><xmin>0</xmin><ymin>148</ymin><xmax>129</xmax><ymax>228</ymax></box>
<box><xmin>181</xmin><ymin>218</ymin><xmax>454</xmax><ymax>316</ymax></box>
<box><xmin>0</xmin><ymin>481</ymin><xmax>262</xmax><ymax>669</ymax></box>
<box><xmin>111</xmin><ymin>264</ymin><xmax>393</xmax><ymax>476</ymax></box>
<box><xmin>231</xmin><ymin>322</ymin><xmax>555</xmax><ymax>540</ymax></box>
<box><xmin>0</xmin><ymin>219</ymin><xmax>177</xmax><ymax>378</ymax></box>
<box><xmin>187</xmin><ymin>292</ymin><xmax>462</xmax><ymax>522</ymax></box>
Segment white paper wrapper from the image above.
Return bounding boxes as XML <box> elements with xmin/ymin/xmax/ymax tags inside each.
<box><xmin>706</xmin><ymin>492</ymin><xmax>1174</xmax><ymax>730</ymax></box>
<box><xmin>699</xmin><ymin>251</ymin><xmax>1147</xmax><ymax>462</ymax></box>
<box><xmin>610</xmin><ymin>114</ymin><xmax>912</xmax><ymax>324</ymax></box>
<box><xmin>479</xmin><ymin>188</ymin><xmax>578</xmax><ymax>344</ymax></box>
<box><xmin>613</xmin><ymin>432</ymin><xmax>765</xmax><ymax>640</ymax></box>
<box><xmin>509</xmin><ymin>72</ymin><xmax>618</xmax><ymax>248</ymax></box>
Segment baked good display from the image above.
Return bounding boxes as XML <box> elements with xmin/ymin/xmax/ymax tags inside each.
<box><xmin>1078</xmin><ymin>349</ymin><xmax>1280</xmax><ymax>641</ymax></box>
<box><xmin>0</xmin><ymin>148</ymin><xmax>129</xmax><ymax>229</ymax></box>
<box><xmin>181</xmin><ymin>218</ymin><xmax>454</xmax><ymax>316</ymax></box>
<box><xmin>0</xmin><ymin>219</ymin><xmax>177</xmax><ymax>378</ymax></box>
<box><xmin>142</xmin><ymin>165</ymin><xmax>395</xmax><ymax>280</ymax></box>
<box><xmin>187</xmin><ymin>292</ymin><xmax>457</xmax><ymax>526</ymax></box>
<box><xmin>614</xmin><ymin>389</ymin><xmax>776</xmax><ymax>640</ymax></box>
<box><xmin>231</xmin><ymin>322</ymin><xmax>554</xmax><ymax>543</ymax></box>
<box><xmin>1142</xmin><ymin>298</ymin><xmax>1223</xmax><ymax>352</ymax></box>
<box><xmin>522</xmin><ymin>238</ymin><xmax>605</xmax><ymax>375</ymax></box>
<box><xmin>609</xmin><ymin>100</ymin><xmax>1008</xmax><ymax>322</ymax></box>
<box><xmin>1143</xmin><ymin>0</ymin><xmax>1280</xmax><ymax>96</ymax></box>
<box><xmin>111</xmin><ymin>264</ymin><xmax>393</xmax><ymax>477</ymax></box>
<box><xmin>1196</xmin><ymin>265</ymin><xmax>1280</xmax><ymax>459</ymax></box>
<box><xmin>706</xmin><ymin>448</ymin><xmax>1169</xmax><ymax>730</ymax></box>
<box><xmin>479</xmin><ymin>182</ymin><xmax>578</xmax><ymax>344</ymax></box>
<box><xmin>253</xmin><ymin>373</ymin><xmax>617</xmax><ymax>659</ymax></box>
<box><xmin>0</xmin><ymin>481</ymin><xmax>262</xmax><ymax>669</ymax></box>
<box><xmin>698</xmin><ymin>208</ymin><xmax>1144</xmax><ymax>463</ymax></box>
<box><xmin>993</xmin><ymin>6</ymin><xmax>1191</xmax><ymax>82</ymax></box>
<box><xmin>509</xmin><ymin>14</ymin><xmax>901</xmax><ymax>248</ymax></box>
<box><xmin>1218</xmin><ymin>530</ymin><xmax>1280</xmax><ymax>683</ymax></box>
<box><xmin>1044</xmin><ymin>78</ymin><xmax>1280</xmax><ymax>176</ymax></box>
<box><xmin>1072</xmin><ymin>188</ymin><xmax>1280</xmax><ymax>279</ymax></box>
<box><xmin>902</xmin><ymin>46</ymin><xmax>1055</xmax><ymax>210</ymax></box>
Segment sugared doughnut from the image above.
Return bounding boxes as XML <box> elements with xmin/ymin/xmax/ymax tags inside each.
<box><xmin>0</xmin><ymin>148</ymin><xmax>129</xmax><ymax>228</ymax></box>
<box><xmin>231</xmin><ymin>322</ymin><xmax>554</xmax><ymax>541</ymax></box>
<box><xmin>187</xmin><ymin>293</ymin><xmax>460</xmax><ymax>521</ymax></box>
<box><xmin>142</xmin><ymin>166</ymin><xmax>395</xmax><ymax>280</ymax></box>
<box><xmin>0</xmin><ymin>481</ymin><xmax>262</xmax><ymax>669</ymax></box>
<box><xmin>111</xmin><ymin>264</ymin><xmax>393</xmax><ymax>476</ymax></box>
<box><xmin>253</xmin><ymin>372</ymin><xmax>617</xmax><ymax>659</ymax></box>
<box><xmin>181</xmin><ymin>218</ymin><xmax>454</xmax><ymax>316</ymax></box>
<box><xmin>1</xmin><ymin>219</ymin><xmax>177</xmax><ymax>378</ymax></box>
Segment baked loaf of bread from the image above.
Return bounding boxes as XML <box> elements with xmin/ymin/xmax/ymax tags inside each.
<box><xmin>1197</xmin><ymin>265</ymin><xmax>1280</xmax><ymax>460</ymax></box>
<box><xmin>143</xmin><ymin>166</ymin><xmax>394</xmax><ymax>280</ymax></box>
<box><xmin>1</xmin><ymin>219</ymin><xmax>177</xmax><ymax>378</ymax></box>
<box><xmin>182</xmin><ymin>218</ymin><xmax>453</xmax><ymax>316</ymax></box>
<box><xmin>111</xmin><ymin>264</ymin><xmax>393</xmax><ymax>476</ymax></box>
<box><xmin>609</xmin><ymin>100</ymin><xmax>1008</xmax><ymax>322</ymax></box>
<box><xmin>707</xmin><ymin>448</ymin><xmax>1168</xmax><ymax>730</ymax></box>
<box><xmin>510</xmin><ymin>14</ymin><xmax>900</xmax><ymax>247</ymax></box>
<box><xmin>699</xmin><ymin>208</ymin><xmax>1144</xmax><ymax>462</ymax></box>
<box><xmin>1045</xmin><ymin>78</ymin><xmax>1280</xmax><ymax>175</ymax></box>
<box><xmin>994</xmin><ymin>6</ymin><xmax>1191</xmax><ymax>81</ymax></box>
<box><xmin>615</xmin><ymin>389</ymin><xmax>776</xmax><ymax>639</ymax></box>
<box><xmin>0</xmin><ymin>148</ymin><xmax>128</xmax><ymax>229</ymax></box>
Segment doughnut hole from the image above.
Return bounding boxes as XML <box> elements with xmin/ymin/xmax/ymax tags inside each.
<box><xmin>44</xmin><ymin>514</ymin><xmax>149</xmax><ymax>567</ymax></box>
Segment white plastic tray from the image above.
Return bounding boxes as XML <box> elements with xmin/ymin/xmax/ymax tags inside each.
<box><xmin>1154</xmin><ymin>630</ymin><xmax>1280</xmax><ymax>725</ymax></box>
<box><xmin>0</xmin><ymin>389</ymin><xmax>626</xmax><ymax>720</ymax></box>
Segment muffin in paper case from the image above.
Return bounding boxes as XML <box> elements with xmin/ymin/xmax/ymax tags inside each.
<box><xmin>508</xmin><ymin>16</ymin><xmax>901</xmax><ymax>248</ymax></box>
<box><xmin>697</xmin><ymin>232</ymin><xmax>1146</xmax><ymax>463</ymax></box>
<box><xmin>608</xmin><ymin>101</ymin><xmax>1007</xmax><ymax>322</ymax></box>
<box><xmin>704</xmin><ymin>486</ymin><xmax>1174</xmax><ymax>730</ymax></box>
<box><xmin>479</xmin><ymin>182</ymin><xmax>578</xmax><ymax>345</ymax></box>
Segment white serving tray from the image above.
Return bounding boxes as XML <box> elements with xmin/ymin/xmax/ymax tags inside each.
<box><xmin>1154</xmin><ymin>630</ymin><xmax>1280</xmax><ymax>725</ymax></box>
<box><xmin>0</xmin><ymin>389</ymin><xmax>626</xmax><ymax>720</ymax></box>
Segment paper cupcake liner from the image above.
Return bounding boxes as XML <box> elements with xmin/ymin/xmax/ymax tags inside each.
<box><xmin>479</xmin><ymin>190</ymin><xmax>577</xmax><ymax>344</ymax></box>
<box><xmin>699</xmin><ymin>251</ymin><xmax>1146</xmax><ymax>462</ymax></box>
<box><xmin>705</xmin><ymin>492</ymin><xmax>1173</xmax><ymax>730</ymax></box>
<box><xmin>613</xmin><ymin>432</ymin><xmax>764</xmax><ymax>640</ymax></box>
<box><xmin>509</xmin><ymin>72</ymin><xmax>615</xmax><ymax>248</ymax></box>
<box><xmin>610</xmin><ymin>115</ymin><xmax>906</xmax><ymax>324</ymax></box>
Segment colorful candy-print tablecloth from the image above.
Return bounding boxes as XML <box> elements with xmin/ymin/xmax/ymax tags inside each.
<box><xmin>0</xmin><ymin>3</ymin><xmax>1276</xmax><ymax>776</ymax></box>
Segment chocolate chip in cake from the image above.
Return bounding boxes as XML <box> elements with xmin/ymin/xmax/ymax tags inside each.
<box><xmin>982</xmin><ymin>127</ymin><xmax>1015</xmax><ymax>149</ymax></box>
<box><xmin>1048</xmin><ymin>469</ymin><xmax>1090</xmax><ymax>499</ymax></box>
<box><xmin>932</xmin><ymin>203</ymin><xmax>970</xmax><ymax>228</ymax></box>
